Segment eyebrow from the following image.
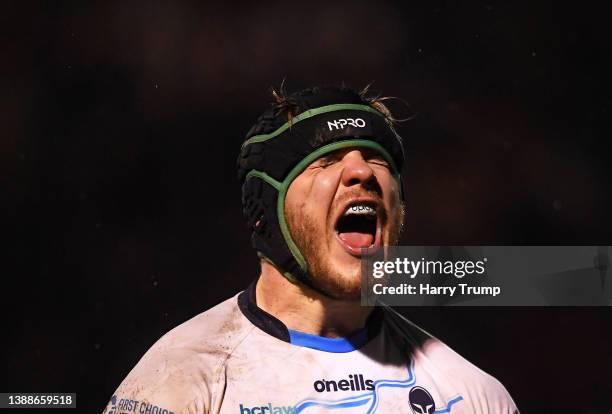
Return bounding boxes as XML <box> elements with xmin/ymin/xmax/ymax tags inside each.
<box><xmin>315</xmin><ymin>151</ymin><xmax>343</xmax><ymax>163</ymax></box>
<box><xmin>316</xmin><ymin>148</ymin><xmax>388</xmax><ymax>163</ymax></box>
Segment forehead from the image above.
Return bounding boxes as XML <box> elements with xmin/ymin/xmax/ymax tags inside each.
<box><xmin>312</xmin><ymin>146</ymin><xmax>388</xmax><ymax>161</ymax></box>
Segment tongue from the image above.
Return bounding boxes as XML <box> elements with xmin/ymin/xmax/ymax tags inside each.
<box><xmin>338</xmin><ymin>232</ymin><xmax>374</xmax><ymax>248</ymax></box>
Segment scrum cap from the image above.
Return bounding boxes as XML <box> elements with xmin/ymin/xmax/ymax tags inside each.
<box><xmin>237</xmin><ymin>86</ymin><xmax>405</xmax><ymax>287</ymax></box>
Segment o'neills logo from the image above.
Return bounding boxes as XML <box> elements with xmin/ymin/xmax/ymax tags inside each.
<box><xmin>313</xmin><ymin>374</ymin><xmax>374</xmax><ymax>393</ymax></box>
<box><xmin>327</xmin><ymin>118</ymin><xmax>366</xmax><ymax>130</ymax></box>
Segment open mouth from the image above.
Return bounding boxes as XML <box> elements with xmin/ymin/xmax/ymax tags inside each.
<box><xmin>334</xmin><ymin>201</ymin><xmax>381</xmax><ymax>256</ymax></box>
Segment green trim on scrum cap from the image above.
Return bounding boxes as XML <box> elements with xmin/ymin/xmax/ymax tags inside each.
<box><xmin>245</xmin><ymin>170</ymin><xmax>282</xmax><ymax>190</ymax></box>
<box><xmin>277</xmin><ymin>139</ymin><xmax>401</xmax><ymax>273</ymax></box>
<box><xmin>242</xmin><ymin>104</ymin><xmax>384</xmax><ymax>147</ymax></box>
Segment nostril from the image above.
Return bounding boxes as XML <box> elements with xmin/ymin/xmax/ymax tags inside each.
<box><xmin>348</xmin><ymin>178</ymin><xmax>361</xmax><ymax>186</ymax></box>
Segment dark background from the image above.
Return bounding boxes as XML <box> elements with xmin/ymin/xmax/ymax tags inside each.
<box><xmin>3</xmin><ymin>1</ymin><xmax>611</xmax><ymax>413</ymax></box>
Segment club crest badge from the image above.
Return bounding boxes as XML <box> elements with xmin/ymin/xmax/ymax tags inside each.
<box><xmin>409</xmin><ymin>386</ymin><xmax>436</xmax><ymax>414</ymax></box>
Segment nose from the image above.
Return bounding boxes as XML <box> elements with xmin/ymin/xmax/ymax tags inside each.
<box><xmin>340</xmin><ymin>150</ymin><xmax>375</xmax><ymax>188</ymax></box>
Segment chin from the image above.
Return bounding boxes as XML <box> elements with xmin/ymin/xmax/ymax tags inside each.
<box><xmin>309</xmin><ymin>261</ymin><xmax>363</xmax><ymax>301</ymax></box>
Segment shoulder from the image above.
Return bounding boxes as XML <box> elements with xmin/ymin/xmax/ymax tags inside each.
<box><xmin>420</xmin><ymin>340</ymin><xmax>517</xmax><ymax>409</ymax></box>
<box><xmin>382</xmin><ymin>308</ymin><xmax>518</xmax><ymax>413</ymax></box>
<box><xmin>103</xmin><ymin>293</ymin><xmax>255</xmax><ymax>414</ymax></box>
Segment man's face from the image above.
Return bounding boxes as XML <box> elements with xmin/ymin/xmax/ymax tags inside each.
<box><xmin>285</xmin><ymin>147</ymin><xmax>404</xmax><ymax>300</ymax></box>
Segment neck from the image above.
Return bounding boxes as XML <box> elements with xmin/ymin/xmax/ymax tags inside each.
<box><xmin>255</xmin><ymin>261</ymin><xmax>372</xmax><ymax>338</ymax></box>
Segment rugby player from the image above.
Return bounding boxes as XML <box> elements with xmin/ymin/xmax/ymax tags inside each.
<box><xmin>103</xmin><ymin>86</ymin><xmax>518</xmax><ymax>414</ymax></box>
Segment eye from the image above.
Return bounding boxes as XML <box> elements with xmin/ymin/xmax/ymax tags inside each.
<box><xmin>366</xmin><ymin>155</ymin><xmax>390</xmax><ymax>168</ymax></box>
<box><xmin>312</xmin><ymin>154</ymin><xmax>339</xmax><ymax>168</ymax></box>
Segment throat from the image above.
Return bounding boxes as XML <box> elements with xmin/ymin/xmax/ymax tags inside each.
<box><xmin>255</xmin><ymin>266</ymin><xmax>372</xmax><ymax>337</ymax></box>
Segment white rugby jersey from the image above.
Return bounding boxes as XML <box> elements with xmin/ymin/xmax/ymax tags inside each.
<box><xmin>103</xmin><ymin>281</ymin><xmax>518</xmax><ymax>414</ymax></box>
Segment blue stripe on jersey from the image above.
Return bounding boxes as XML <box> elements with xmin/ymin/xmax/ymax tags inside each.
<box><xmin>288</xmin><ymin>327</ymin><xmax>369</xmax><ymax>353</ymax></box>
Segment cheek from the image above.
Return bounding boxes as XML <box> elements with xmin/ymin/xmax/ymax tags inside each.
<box><xmin>309</xmin><ymin>173</ymin><xmax>340</xmax><ymax>207</ymax></box>
<box><xmin>285</xmin><ymin>171</ymin><xmax>339</xmax><ymax>218</ymax></box>
<box><xmin>377</xmin><ymin>172</ymin><xmax>401</xmax><ymax>210</ymax></box>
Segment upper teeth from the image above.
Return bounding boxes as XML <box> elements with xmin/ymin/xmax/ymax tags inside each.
<box><xmin>344</xmin><ymin>204</ymin><xmax>376</xmax><ymax>216</ymax></box>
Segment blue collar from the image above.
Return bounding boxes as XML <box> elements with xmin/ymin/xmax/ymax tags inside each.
<box><xmin>288</xmin><ymin>327</ymin><xmax>369</xmax><ymax>353</ymax></box>
<box><xmin>238</xmin><ymin>280</ymin><xmax>383</xmax><ymax>351</ymax></box>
